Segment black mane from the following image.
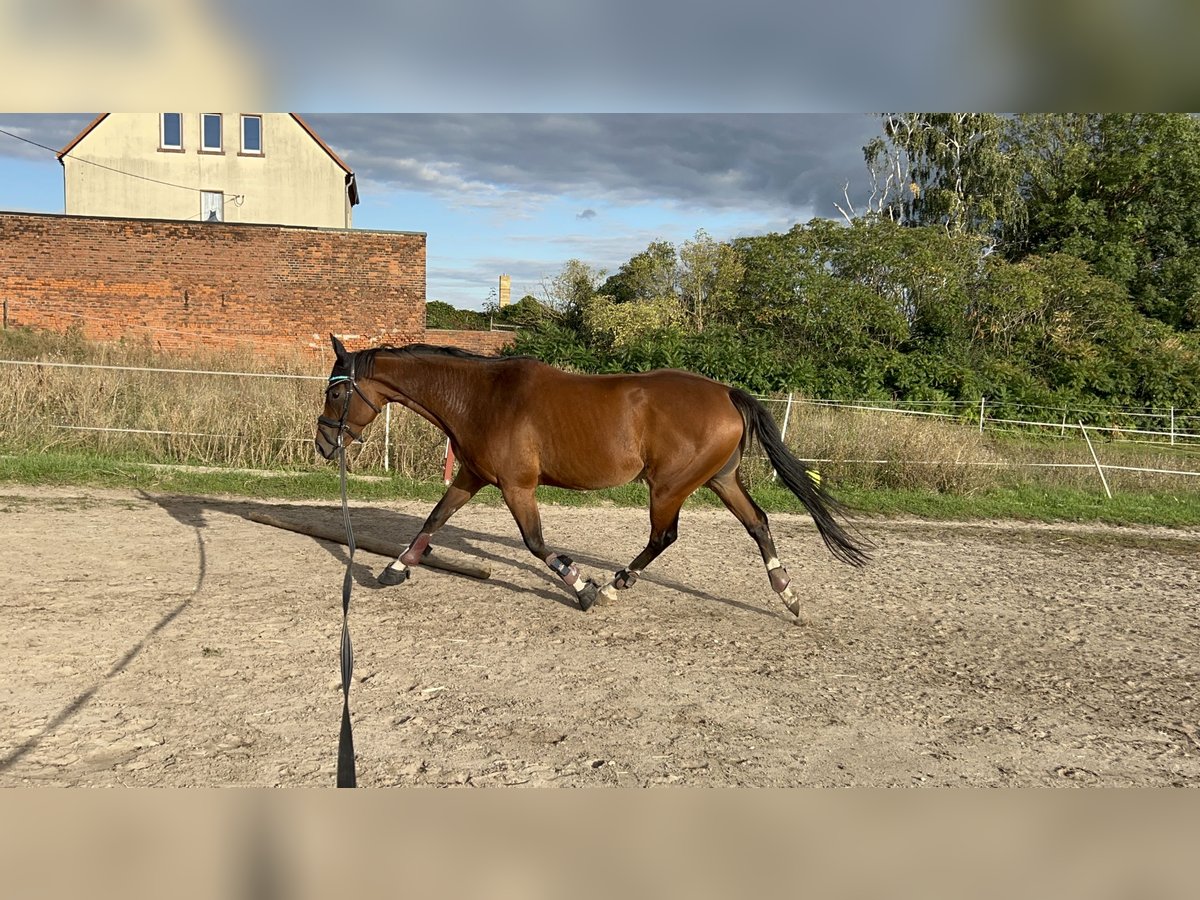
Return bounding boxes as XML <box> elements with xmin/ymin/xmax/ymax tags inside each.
<box><xmin>355</xmin><ymin>343</ymin><xmax>511</xmax><ymax>378</ymax></box>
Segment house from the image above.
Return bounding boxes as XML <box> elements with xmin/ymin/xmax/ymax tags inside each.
<box><xmin>57</xmin><ymin>113</ymin><xmax>359</xmax><ymax>228</ymax></box>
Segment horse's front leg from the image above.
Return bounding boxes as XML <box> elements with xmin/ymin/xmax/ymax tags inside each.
<box><xmin>597</xmin><ymin>486</ymin><xmax>684</xmax><ymax>604</ymax></box>
<box><xmin>379</xmin><ymin>466</ymin><xmax>485</xmax><ymax>585</ymax></box>
<box><xmin>500</xmin><ymin>484</ymin><xmax>601</xmax><ymax>611</ymax></box>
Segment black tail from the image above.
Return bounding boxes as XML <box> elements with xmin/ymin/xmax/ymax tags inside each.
<box><xmin>729</xmin><ymin>389</ymin><xmax>869</xmax><ymax>567</ymax></box>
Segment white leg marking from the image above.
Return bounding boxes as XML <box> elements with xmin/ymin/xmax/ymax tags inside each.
<box><xmin>766</xmin><ymin>557</ymin><xmax>782</xmax><ymax>571</ymax></box>
<box><xmin>387</xmin><ymin>559</ymin><xmax>409</xmax><ymax>575</ymax></box>
<box><xmin>780</xmin><ymin>585</ymin><xmax>800</xmax><ymax>616</ymax></box>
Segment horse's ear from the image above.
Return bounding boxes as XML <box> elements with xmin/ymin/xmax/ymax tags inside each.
<box><xmin>330</xmin><ymin>334</ymin><xmax>348</xmax><ymax>361</ymax></box>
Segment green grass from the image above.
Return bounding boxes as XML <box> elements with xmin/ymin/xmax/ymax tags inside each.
<box><xmin>833</xmin><ymin>484</ymin><xmax>1200</xmax><ymax>527</ymax></box>
<box><xmin>3</xmin><ymin>448</ymin><xmax>1200</xmax><ymax>528</ymax></box>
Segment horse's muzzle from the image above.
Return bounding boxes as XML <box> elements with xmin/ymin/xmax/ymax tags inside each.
<box><xmin>314</xmin><ymin>428</ymin><xmax>338</xmax><ymax>460</ymax></box>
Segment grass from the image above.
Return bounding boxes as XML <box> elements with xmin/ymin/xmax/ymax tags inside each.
<box><xmin>4</xmin><ymin>449</ymin><xmax>1200</xmax><ymax>528</ymax></box>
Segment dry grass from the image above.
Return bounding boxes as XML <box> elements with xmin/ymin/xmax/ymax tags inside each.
<box><xmin>741</xmin><ymin>400</ymin><xmax>1200</xmax><ymax>496</ymax></box>
<box><xmin>740</xmin><ymin>402</ymin><xmax>1000</xmax><ymax>494</ymax></box>
<box><xmin>0</xmin><ymin>328</ymin><xmax>448</xmax><ymax>477</ymax></box>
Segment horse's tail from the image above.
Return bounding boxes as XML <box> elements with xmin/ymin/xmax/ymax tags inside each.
<box><xmin>729</xmin><ymin>388</ymin><xmax>869</xmax><ymax>567</ymax></box>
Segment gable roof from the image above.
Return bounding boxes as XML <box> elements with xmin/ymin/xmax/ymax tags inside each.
<box><xmin>290</xmin><ymin>113</ymin><xmax>359</xmax><ymax>206</ymax></box>
<box><xmin>57</xmin><ymin>113</ymin><xmax>359</xmax><ymax>205</ymax></box>
<box><xmin>56</xmin><ymin>113</ymin><xmax>107</xmax><ymax>159</ymax></box>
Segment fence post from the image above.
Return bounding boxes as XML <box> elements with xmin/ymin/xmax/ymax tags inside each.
<box><xmin>1079</xmin><ymin>420</ymin><xmax>1113</xmax><ymax>500</ymax></box>
<box><xmin>1171</xmin><ymin>407</ymin><xmax>1176</xmax><ymax>446</ymax></box>
<box><xmin>772</xmin><ymin>392</ymin><xmax>794</xmax><ymax>482</ymax></box>
<box><xmin>2</xmin><ymin>298</ymin><xmax>7</xmax><ymax>330</ymax></box>
<box><xmin>979</xmin><ymin>397</ymin><xmax>986</xmax><ymax>434</ymax></box>
<box><xmin>382</xmin><ymin>404</ymin><xmax>391</xmax><ymax>472</ymax></box>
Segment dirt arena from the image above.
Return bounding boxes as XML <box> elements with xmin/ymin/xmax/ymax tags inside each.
<box><xmin>1</xmin><ymin>484</ymin><xmax>1198</xmax><ymax>787</ymax></box>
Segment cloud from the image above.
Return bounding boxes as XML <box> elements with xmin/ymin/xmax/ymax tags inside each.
<box><xmin>2</xmin><ymin>113</ymin><xmax>885</xmax><ymax>222</ymax></box>
<box><xmin>306</xmin><ymin>114</ymin><xmax>884</xmax><ymax>222</ymax></box>
<box><xmin>215</xmin><ymin>0</ymin><xmax>1018</xmax><ymax>110</ymax></box>
<box><xmin>577</xmin><ymin>208</ymin><xmax>596</xmax><ymax>220</ymax></box>
<box><xmin>0</xmin><ymin>114</ymin><xmax>99</xmax><ymax>161</ymax></box>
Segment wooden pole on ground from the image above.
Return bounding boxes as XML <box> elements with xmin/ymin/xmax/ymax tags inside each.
<box><xmin>248</xmin><ymin>511</ymin><xmax>491</xmax><ymax>579</ymax></box>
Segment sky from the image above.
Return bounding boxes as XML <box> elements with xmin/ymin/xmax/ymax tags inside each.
<box><xmin>1</xmin><ymin>0</ymin><xmax>1193</xmax><ymax>313</ymax></box>
<box><xmin>0</xmin><ymin>113</ymin><xmax>884</xmax><ymax>310</ymax></box>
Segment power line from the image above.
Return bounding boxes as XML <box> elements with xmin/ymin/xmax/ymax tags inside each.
<box><xmin>0</xmin><ymin>126</ymin><xmax>244</xmax><ymax>202</ymax></box>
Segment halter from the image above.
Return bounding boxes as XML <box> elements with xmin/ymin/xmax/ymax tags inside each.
<box><xmin>318</xmin><ymin>354</ymin><xmax>382</xmax><ymax>447</ymax></box>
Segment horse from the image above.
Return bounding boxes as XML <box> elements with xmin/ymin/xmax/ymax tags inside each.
<box><xmin>314</xmin><ymin>335</ymin><xmax>868</xmax><ymax>620</ymax></box>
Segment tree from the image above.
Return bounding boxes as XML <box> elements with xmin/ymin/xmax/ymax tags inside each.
<box><xmin>863</xmin><ymin>113</ymin><xmax>1026</xmax><ymax>241</ymax></box>
<box><xmin>598</xmin><ymin>241</ymin><xmax>678</xmax><ymax>304</ymax></box>
<box><xmin>1011</xmin><ymin>113</ymin><xmax>1200</xmax><ymax>330</ymax></box>
<box><xmin>539</xmin><ymin>259</ymin><xmax>606</xmax><ymax>329</ymax></box>
<box><xmin>728</xmin><ymin>220</ymin><xmax>913</xmax><ymax>374</ymax></box>
<box><xmin>491</xmin><ymin>295</ymin><xmax>557</xmax><ymax>328</ymax></box>
<box><xmin>581</xmin><ymin>295</ymin><xmax>687</xmax><ymax>350</ymax></box>
<box><xmin>678</xmin><ymin>229</ymin><xmax>744</xmax><ymax>331</ymax></box>
<box><xmin>425</xmin><ymin>300</ymin><xmax>487</xmax><ymax>330</ymax></box>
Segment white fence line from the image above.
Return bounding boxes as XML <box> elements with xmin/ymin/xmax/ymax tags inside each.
<box><xmin>5</xmin><ymin>358</ymin><xmax>1200</xmax><ymax>492</ymax></box>
<box><xmin>789</xmin><ymin>396</ymin><xmax>1200</xmax><ymax>446</ymax></box>
<box><xmin>47</xmin><ymin>423</ymin><xmax>312</xmax><ymax>443</ymax></box>
<box><xmin>0</xmin><ymin>358</ymin><xmax>324</xmax><ymax>380</ymax></box>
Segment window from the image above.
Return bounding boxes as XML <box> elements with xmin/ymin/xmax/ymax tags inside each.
<box><xmin>201</xmin><ymin>191</ymin><xmax>224</xmax><ymax>222</ymax></box>
<box><xmin>241</xmin><ymin>115</ymin><xmax>263</xmax><ymax>155</ymax></box>
<box><xmin>160</xmin><ymin>113</ymin><xmax>182</xmax><ymax>150</ymax></box>
<box><xmin>201</xmin><ymin>114</ymin><xmax>223</xmax><ymax>152</ymax></box>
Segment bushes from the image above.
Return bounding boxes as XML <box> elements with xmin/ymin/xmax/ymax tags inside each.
<box><xmin>513</xmin><ymin>218</ymin><xmax>1200</xmax><ymax>416</ymax></box>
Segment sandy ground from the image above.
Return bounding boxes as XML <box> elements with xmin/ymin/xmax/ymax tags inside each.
<box><xmin>1</xmin><ymin>484</ymin><xmax>1198</xmax><ymax>787</ymax></box>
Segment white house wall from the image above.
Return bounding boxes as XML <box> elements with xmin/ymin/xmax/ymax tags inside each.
<box><xmin>62</xmin><ymin>113</ymin><xmax>352</xmax><ymax>228</ymax></box>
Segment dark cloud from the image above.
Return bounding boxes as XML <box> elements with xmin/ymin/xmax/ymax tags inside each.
<box><xmin>0</xmin><ymin>114</ymin><xmax>99</xmax><ymax>161</ymax></box>
<box><xmin>217</xmin><ymin>0</ymin><xmax>1004</xmax><ymax>110</ymax></box>
<box><xmin>577</xmin><ymin>209</ymin><xmax>597</xmax><ymax>220</ymax></box>
<box><xmin>306</xmin><ymin>114</ymin><xmax>884</xmax><ymax>222</ymax></box>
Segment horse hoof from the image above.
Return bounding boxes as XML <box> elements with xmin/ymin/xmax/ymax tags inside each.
<box><xmin>377</xmin><ymin>566</ymin><xmax>410</xmax><ymax>587</ymax></box>
<box><xmin>780</xmin><ymin>586</ymin><xmax>801</xmax><ymax>618</ymax></box>
<box><xmin>578</xmin><ymin>580</ymin><xmax>600</xmax><ymax>612</ymax></box>
<box><xmin>597</xmin><ymin>583</ymin><xmax>620</xmax><ymax>605</ymax></box>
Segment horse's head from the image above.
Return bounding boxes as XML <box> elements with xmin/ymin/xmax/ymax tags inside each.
<box><xmin>314</xmin><ymin>335</ymin><xmax>385</xmax><ymax>460</ymax></box>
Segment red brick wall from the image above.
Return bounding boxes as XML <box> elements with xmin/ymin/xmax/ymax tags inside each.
<box><xmin>425</xmin><ymin>328</ymin><xmax>517</xmax><ymax>356</ymax></box>
<box><xmin>0</xmin><ymin>211</ymin><xmax>426</xmax><ymax>357</ymax></box>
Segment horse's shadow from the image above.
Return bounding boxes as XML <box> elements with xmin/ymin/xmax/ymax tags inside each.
<box><xmin>139</xmin><ymin>490</ymin><xmax>781</xmax><ymax>620</ymax></box>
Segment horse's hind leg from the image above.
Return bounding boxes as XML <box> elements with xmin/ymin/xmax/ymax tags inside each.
<box><xmin>597</xmin><ymin>486</ymin><xmax>687</xmax><ymax>604</ymax></box>
<box><xmin>500</xmin><ymin>484</ymin><xmax>601</xmax><ymax>611</ymax></box>
<box><xmin>379</xmin><ymin>466</ymin><xmax>486</xmax><ymax>585</ymax></box>
<box><xmin>705</xmin><ymin>466</ymin><xmax>803</xmax><ymax>620</ymax></box>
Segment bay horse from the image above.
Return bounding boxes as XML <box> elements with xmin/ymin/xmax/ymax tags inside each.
<box><xmin>314</xmin><ymin>336</ymin><xmax>867</xmax><ymax>619</ymax></box>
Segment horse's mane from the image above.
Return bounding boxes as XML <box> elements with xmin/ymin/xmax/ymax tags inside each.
<box><xmin>356</xmin><ymin>343</ymin><xmax>519</xmax><ymax>377</ymax></box>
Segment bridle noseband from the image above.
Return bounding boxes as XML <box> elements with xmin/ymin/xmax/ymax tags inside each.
<box><xmin>318</xmin><ymin>355</ymin><xmax>382</xmax><ymax>448</ymax></box>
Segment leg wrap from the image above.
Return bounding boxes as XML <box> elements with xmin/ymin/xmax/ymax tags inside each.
<box><xmin>613</xmin><ymin>568</ymin><xmax>639</xmax><ymax>590</ymax></box>
<box><xmin>399</xmin><ymin>533</ymin><xmax>432</xmax><ymax>566</ymax></box>
<box><xmin>546</xmin><ymin>553</ymin><xmax>590</xmax><ymax>593</ymax></box>
<box><xmin>767</xmin><ymin>564</ymin><xmax>791</xmax><ymax>593</ymax></box>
